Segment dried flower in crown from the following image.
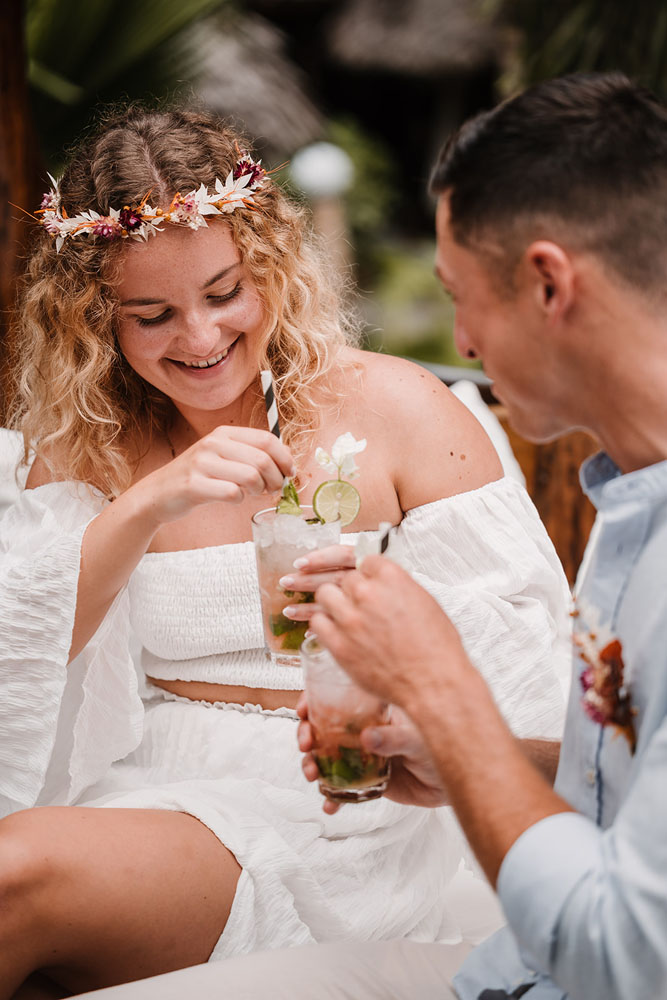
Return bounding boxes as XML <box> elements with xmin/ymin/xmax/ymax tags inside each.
<box><xmin>28</xmin><ymin>153</ymin><xmax>268</xmax><ymax>253</ymax></box>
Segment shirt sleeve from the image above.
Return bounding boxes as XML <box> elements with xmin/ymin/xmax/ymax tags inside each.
<box><xmin>394</xmin><ymin>477</ymin><xmax>571</xmax><ymax>739</ymax></box>
<box><xmin>0</xmin><ymin>483</ymin><xmax>143</xmax><ymax>816</ymax></box>
<box><xmin>497</xmin><ymin>717</ymin><xmax>667</xmax><ymax>999</ymax></box>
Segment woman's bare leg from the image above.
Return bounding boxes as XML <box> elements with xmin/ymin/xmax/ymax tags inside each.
<box><xmin>0</xmin><ymin>807</ymin><xmax>241</xmax><ymax>999</ymax></box>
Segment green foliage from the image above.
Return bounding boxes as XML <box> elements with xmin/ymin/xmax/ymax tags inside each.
<box><xmin>326</xmin><ymin>116</ymin><xmax>397</xmax><ymax>253</ymax></box>
<box><xmin>487</xmin><ymin>0</ymin><xmax>667</xmax><ymax>98</ymax></box>
<box><xmin>24</xmin><ymin>0</ymin><xmax>231</xmax><ymax>167</ymax></box>
<box><xmin>362</xmin><ymin>240</ymin><xmax>480</xmax><ymax>370</ymax></box>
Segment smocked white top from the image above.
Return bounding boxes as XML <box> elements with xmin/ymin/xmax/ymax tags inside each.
<box><xmin>0</xmin><ymin>476</ymin><xmax>571</xmax><ymax>817</ymax></box>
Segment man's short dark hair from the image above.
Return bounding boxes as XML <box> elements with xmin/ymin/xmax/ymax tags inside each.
<box><xmin>430</xmin><ymin>72</ymin><xmax>667</xmax><ymax>296</ymax></box>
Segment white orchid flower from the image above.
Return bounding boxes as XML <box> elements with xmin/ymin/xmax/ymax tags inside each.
<box><xmin>315</xmin><ymin>433</ymin><xmax>367</xmax><ymax>480</ymax></box>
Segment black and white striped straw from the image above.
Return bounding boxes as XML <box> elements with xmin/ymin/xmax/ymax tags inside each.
<box><xmin>260</xmin><ymin>369</ymin><xmax>281</xmax><ymax>439</ymax></box>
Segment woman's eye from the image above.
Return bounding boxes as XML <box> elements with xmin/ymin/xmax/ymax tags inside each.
<box><xmin>136</xmin><ymin>310</ymin><xmax>171</xmax><ymax>327</ymax></box>
<box><xmin>208</xmin><ymin>282</ymin><xmax>241</xmax><ymax>304</ymax></box>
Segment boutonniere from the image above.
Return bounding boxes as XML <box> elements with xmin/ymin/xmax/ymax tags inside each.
<box><xmin>573</xmin><ymin>601</ymin><xmax>636</xmax><ymax>754</ymax></box>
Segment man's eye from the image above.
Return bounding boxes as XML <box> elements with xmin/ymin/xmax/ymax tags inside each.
<box><xmin>208</xmin><ymin>282</ymin><xmax>241</xmax><ymax>303</ymax></box>
<box><xmin>136</xmin><ymin>310</ymin><xmax>171</xmax><ymax>327</ymax></box>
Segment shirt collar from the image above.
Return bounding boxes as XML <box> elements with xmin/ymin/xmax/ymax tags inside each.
<box><xmin>581</xmin><ymin>451</ymin><xmax>667</xmax><ymax>511</ymax></box>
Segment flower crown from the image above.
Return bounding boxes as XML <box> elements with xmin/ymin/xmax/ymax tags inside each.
<box><xmin>34</xmin><ymin>152</ymin><xmax>267</xmax><ymax>253</ymax></box>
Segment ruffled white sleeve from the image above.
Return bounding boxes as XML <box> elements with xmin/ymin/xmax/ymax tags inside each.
<box><xmin>394</xmin><ymin>477</ymin><xmax>571</xmax><ymax>739</ymax></box>
<box><xmin>0</xmin><ymin>483</ymin><xmax>143</xmax><ymax>817</ymax></box>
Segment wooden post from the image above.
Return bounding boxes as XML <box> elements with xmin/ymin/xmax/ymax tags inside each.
<box><xmin>493</xmin><ymin>405</ymin><xmax>598</xmax><ymax>586</ymax></box>
<box><xmin>0</xmin><ymin>0</ymin><xmax>43</xmax><ymax>423</ymax></box>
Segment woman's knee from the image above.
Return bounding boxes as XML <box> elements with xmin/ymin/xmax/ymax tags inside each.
<box><xmin>0</xmin><ymin>809</ymin><xmax>63</xmax><ymax>943</ymax></box>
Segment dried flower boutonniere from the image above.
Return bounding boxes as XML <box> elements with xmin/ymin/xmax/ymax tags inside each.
<box><xmin>573</xmin><ymin>601</ymin><xmax>636</xmax><ymax>754</ymax></box>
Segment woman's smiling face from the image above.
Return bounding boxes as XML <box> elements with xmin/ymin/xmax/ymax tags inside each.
<box><xmin>117</xmin><ymin>222</ymin><xmax>267</xmax><ymax>416</ymax></box>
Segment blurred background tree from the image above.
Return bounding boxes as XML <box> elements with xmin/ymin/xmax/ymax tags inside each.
<box><xmin>3</xmin><ymin>0</ymin><xmax>667</xmax><ymax>411</ymax></box>
<box><xmin>487</xmin><ymin>0</ymin><xmax>667</xmax><ymax>99</ymax></box>
<box><xmin>25</xmin><ymin>0</ymin><xmax>229</xmax><ymax>165</ymax></box>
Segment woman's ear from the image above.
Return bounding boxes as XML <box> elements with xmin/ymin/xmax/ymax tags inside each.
<box><xmin>523</xmin><ymin>241</ymin><xmax>575</xmax><ymax>323</ymax></box>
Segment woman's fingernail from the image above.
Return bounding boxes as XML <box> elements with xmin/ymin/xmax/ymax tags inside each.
<box><xmin>290</xmin><ymin>466</ymin><xmax>297</xmax><ymax>477</ymax></box>
<box><xmin>293</xmin><ymin>557</ymin><xmax>308</xmax><ymax>570</ymax></box>
<box><xmin>279</xmin><ymin>576</ymin><xmax>295</xmax><ymax>589</ymax></box>
<box><xmin>283</xmin><ymin>606</ymin><xmax>299</xmax><ymax>618</ymax></box>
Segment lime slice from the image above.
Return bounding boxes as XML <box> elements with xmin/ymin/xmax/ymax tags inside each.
<box><xmin>312</xmin><ymin>480</ymin><xmax>361</xmax><ymax>527</ymax></box>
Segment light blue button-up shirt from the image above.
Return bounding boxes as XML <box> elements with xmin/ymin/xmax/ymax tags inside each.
<box><xmin>454</xmin><ymin>453</ymin><xmax>667</xmax><ymax>1000</ymax></box>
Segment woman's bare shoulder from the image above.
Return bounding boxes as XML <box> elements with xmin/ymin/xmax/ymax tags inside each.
<box><xmin>341</xmin><ymin>348</ymin><xmax>503</xmax><ymax>508</ymax></box>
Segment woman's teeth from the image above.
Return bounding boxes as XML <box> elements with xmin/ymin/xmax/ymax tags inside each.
<box><xmin>181</xmin><ymin>347</ymin><xmax>230</xmax><ymax>368</ymax></box>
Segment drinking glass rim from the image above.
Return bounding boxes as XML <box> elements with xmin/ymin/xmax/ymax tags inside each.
<box><xmin>252</xmin><ymin>505</ymin><xmax>342</xmax><ymax>527</ymax></box>
<box><xmin>252</xmin><ymin>504</ymin><xmax>319</xmax><ymax>525</ymax></box>
<box><xmin>301</xmin><ymin>636</ymin><xmax>352</xmax><ymax>682</ymax></box>
<box><xmin>301</xmin><ymin>634</ymin><xmax>324</xmax><ymax>657</ymax></box>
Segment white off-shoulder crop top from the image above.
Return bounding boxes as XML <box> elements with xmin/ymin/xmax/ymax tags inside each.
<box><xmin>128</xmin><ymin>476</ymin><xmax>573</xmax><ymax>704</ymax></box>
<box><xmin>130</xmin><ymin>538</ymin><xmax>328</xmax><ymax>690</ymax></box>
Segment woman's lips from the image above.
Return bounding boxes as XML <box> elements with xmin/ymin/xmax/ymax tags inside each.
<box><xmin>166</xmin><ymin>337</ymin><xmax>238</xmax><ymax>376</ymax></box>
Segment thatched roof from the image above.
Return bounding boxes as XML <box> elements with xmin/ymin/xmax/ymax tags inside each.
<box><xmin>328</xmin><ymin>0</ymin><xmax>499</xmax><ymax>76</ymax></box>
<box><xmin>186</xmin><ymin>11</ymin><xmax>323</xmax><ymax>157</ymax></box>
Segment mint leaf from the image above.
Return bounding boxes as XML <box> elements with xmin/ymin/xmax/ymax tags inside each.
<box><xmin>276</xmin><ymin>479</ymin><xmax>302</xmax><ymax>516</ymax></box>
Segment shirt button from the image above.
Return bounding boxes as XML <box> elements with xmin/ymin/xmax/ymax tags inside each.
<box><xmin>585</xmin><ymin>768</ymin><xmax>596</xmax><ymax>786</ymax></box>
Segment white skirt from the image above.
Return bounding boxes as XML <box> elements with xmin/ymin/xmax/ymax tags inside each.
<box><xmin>78</xmin><ymin>689</ymin><xmax>495</xmax><ymax>959</ymax></box>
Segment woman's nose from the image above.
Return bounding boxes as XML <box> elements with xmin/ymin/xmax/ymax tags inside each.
<box><xmin>178</xmin><ymin>311</ymin><xmax>224</xmax><ymax>357</ymax></box>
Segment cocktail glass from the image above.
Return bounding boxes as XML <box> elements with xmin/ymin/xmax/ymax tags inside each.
<box><xmin>301</xmin><ymin>636</ymin><xmax>392</xmax><ymax>802</ymax></box>
<box><xmin>252</xmin><ymin>506</ymin><xmax>341</xmax><ymax>666</ymax></box>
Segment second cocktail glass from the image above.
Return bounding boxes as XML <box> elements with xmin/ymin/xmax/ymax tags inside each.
<box><xmin>301</xmin><ymin>636</ymin><xmax>392</xmax><ymax>803</ymax></box>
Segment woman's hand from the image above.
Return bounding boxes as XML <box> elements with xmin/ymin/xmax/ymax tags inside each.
<box><xmin>279</xmin><ymin>544</ymin><xmax>357</xmax><ymax>621</ymax></box>
<box><xmin>297</xmin><ymin>695</ymin><xmax>450</xmax><ymax>815</ymax></box>
<box><xmin>135</xmin><ymin>426</ymin><xmax>294</xmax><ymax>526</ymax></box>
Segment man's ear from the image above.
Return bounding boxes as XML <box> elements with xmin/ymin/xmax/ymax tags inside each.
<box><xmin>522</xmin><ymin>241</ymin><xmax>575</xmax><ymax>322</ymax></box>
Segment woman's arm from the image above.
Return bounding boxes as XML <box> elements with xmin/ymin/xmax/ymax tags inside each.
<box><xmin>26</xmin><ymin>427</ymin><xmax>294</xmax><ymax>662</ymax></box>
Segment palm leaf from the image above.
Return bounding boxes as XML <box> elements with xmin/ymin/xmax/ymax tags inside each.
<box><xmin>25</xmin><ymin>0</ymin><xmax>232</xmax><ymax>168</ymax></box>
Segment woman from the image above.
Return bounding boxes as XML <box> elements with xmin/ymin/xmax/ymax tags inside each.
<box><xmin>0</xmin><ymin>106</ymin><xmax>569</xmax><ymax>997</ymax></box>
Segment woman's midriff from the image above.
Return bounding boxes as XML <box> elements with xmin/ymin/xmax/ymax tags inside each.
<box><xmin>147</xmin><ymin>676</ymin><xmax>302</xmax><ymax>711</ymax></box>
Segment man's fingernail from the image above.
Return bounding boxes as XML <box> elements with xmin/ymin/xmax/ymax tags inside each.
<box><xmin>293</xmin><ymin>557</ymin><xmax>308</xmax><ymax>569</ymax></box>
<box><xmin>279</xmin><ymin>576</ymin><xmax>295</xmax><ymax>589</ymax></box>
<box><xmin>364</xmin><ymin>729</ymin><xmax>382</xmax><ymax>751</ymax></box>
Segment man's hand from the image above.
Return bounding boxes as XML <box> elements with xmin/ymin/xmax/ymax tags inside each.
<box><xmin>311</xmin><ymin>555</ymin><xmax>470</xmax><ymax>713</ymax></box>
<box><xmin>297</xmin><ymin>697</ymin><xmax>450</xmax><ymax>814</ymax></box>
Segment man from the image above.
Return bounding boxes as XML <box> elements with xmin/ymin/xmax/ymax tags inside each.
<box><xmin>71</xmin><ymin>72</ymin><xmax>667</xmax><ymax>999</ymax></box>
<box><xmin>308</xmin><ymin>70</ymin><xmax>667</xmax><ymax>998</ymax></box>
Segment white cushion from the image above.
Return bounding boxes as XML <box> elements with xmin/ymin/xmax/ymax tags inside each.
<box><xmin>449</xmin><ymin>380</ymin><xmax>525</xmax><ymax>486</ymax></box>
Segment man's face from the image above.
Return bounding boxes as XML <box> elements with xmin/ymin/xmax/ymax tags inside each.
<box><xmin>434</xmin><ymin>195</ymin><xmax>567</xmax><ymax>443</ymax></box>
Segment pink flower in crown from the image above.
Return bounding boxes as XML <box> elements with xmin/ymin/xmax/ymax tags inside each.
<box><xmin>40</xmin><ymin>191</ymin><xmax>59</xmax><ymax>211</ymax></box>
<box><xmin>42</xmin><ymin>216</ymin><xmax>61</xmax><ymax>235</ymax></box>
<box><xmin>92</xmin><ymin>217</ymin><xmax>123</xmax><ymax>240</ymax></box>
<box><xmin>171</xmin><ymin>192</ymin><xmax>202</xmax><ymax>226</ymax></box>
<box><xmin>233</xmin><ymin>155</ymin><xmax>266</xmax><ymax>187</ymax></box>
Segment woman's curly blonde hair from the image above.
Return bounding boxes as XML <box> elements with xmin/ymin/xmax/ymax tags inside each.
<box><xmin>9</xmin><ymin>105</ymin><xmax>358</xmax><ymax>497</ymax></box>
